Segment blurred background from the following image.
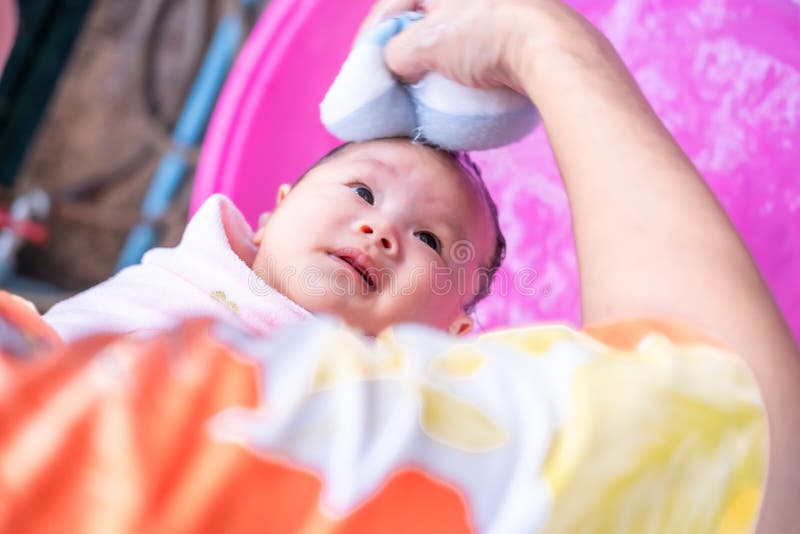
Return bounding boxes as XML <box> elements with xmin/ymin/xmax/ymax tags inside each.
<box><xmin>0</xmin><ymin>0</ymin><xmax>266</xmax><ymax>310</ymax></box>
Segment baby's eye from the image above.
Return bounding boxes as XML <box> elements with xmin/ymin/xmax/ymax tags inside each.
<box><xmin>350</xmin><ymin>184</ymin><xmax>374</xmax><ymax>205</ymax></box>
<box><xmin>415</xmin><ymin>231</ymin><xmax>441</xmax><ymax>253</ymax></box>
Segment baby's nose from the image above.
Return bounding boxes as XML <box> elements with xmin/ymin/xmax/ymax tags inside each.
<box><xmin>359</xmin><ymin>222</ymin><xmax>395</xmax><ymax>252</ymax></box>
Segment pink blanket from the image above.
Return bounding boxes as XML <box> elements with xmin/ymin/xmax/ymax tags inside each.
<box><xmin>44</xmin><ymin>194</ymin><xmax>311</xmax><ymax>342</ymax></box>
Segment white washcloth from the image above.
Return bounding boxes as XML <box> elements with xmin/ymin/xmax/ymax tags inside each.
<box><xmin>320</xmin><ymin>11</ymin><xmax>539</xmax><ymax>151</ymax></box>
<box><xmin>44</xmin><ymin>194</ymin><xmax>311</xmax><ymax>343</ymax></box>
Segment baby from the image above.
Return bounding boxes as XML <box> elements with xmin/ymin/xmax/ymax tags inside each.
<box><xmin>44</xmin><ymin>137</ymin><xmax>505</xmax><ymax>341</ymax></box>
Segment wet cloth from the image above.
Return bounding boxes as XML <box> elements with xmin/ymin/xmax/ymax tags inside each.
<box><xmin>320</xmin><ymin>11</ymin><xmax>539</xmax><ymax>151</ymax></box>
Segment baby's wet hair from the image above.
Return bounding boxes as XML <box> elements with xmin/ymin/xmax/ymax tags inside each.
<box><xmin>297</xmin><ymin>138</ymin><xmax>506</xmax><ymax>314</ymax></box>
<box><xmin>451</xmin><ymin>150</ymin><xmax>506</xmax><ymax>314</ymax></box>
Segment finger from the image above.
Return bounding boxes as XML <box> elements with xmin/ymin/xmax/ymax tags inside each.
<box><xmin>355</xmin><ymin>0</ymin><xmax>420</xmax><ymax>42</ymax></box>
<box><xmin>384</xmin><ymin>17</ymin><xmax>445</xmax><ymax>83</ymax></box>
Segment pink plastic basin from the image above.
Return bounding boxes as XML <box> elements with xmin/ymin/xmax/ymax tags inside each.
<box><xmin>192</xmin><ymin>0</ymin><xmax>800</xmax><ymax>342</ymax></box>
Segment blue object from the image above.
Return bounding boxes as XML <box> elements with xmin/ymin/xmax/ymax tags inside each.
<box><xmin>320</xmin><ymin>12</ymin><xmax>540</xmax><ymax>151</ymax></box>
<box><xmin>116</xmin><ymin>12</ymin><xmax>242</xmax><ymax>271</ymax></box>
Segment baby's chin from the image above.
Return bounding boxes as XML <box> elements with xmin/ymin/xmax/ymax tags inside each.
<box><xmin>270</xmin><ymin>270</ymin><xmax>457</xmax><ymax>336</ymax></box>
<box><xmin>300</xmin><ymin>300</ymin><xmax>397</xmax><ymax>337</ymax></box>
<box><xmin>338</xmin><ymin>313</ymin><xmax>449</xmax><ymax>338</ymax></box>
<box><xmin>288</xmin><ymin>291</ymin><xmax>448</xmax><ymax>337</ymax></box>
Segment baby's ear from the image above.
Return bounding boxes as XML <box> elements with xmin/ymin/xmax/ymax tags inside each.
<box><xmin>276</xmin><ymin>183</ymin><xmax>292</xmax><ymax>205</ymax></box>
<box><xmin>449</xmin><ymin>313</ymin><xmax>473</xmax><ymax>337</ymax></box>
<box><xmin>253</xmin><ymin>183</ymin><xmax>292</xmax><ymax>246</ymax></box>
<box><xmin>252</xmin><ymin>212</ymin><xmax>271</xmax><ymax>246</ymax></box>
<box><xmin>252</xmin><ymin>226</ymin><xmax>265</xmax><ymax>247</ymax></box>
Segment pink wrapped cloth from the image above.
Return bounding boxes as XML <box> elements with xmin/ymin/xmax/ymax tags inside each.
<box><xmin>44</xmin><ymin>194</ymin><xmax>311</xmax><ymax>342</ymax></box>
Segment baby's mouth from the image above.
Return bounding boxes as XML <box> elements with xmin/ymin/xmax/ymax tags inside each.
<box><xmin>330</xmin><ymin>249</ymin><xmax>378</xmax><ymax>292</ymax></box>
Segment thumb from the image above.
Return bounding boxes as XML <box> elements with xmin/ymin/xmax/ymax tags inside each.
<box><xmin>384</xmin><ymin>17</ymin><xmax>445</xmax><ymax>83</ymax></box>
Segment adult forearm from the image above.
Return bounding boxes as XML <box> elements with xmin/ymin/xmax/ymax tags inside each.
<box><xmin>522</xmin><ymin>31</ymin><xmax>790</xmax><ymax>351</ymax></box>
<box><xmin>517</xmin><ymin>15</ymin><xmax>800</xmax><ymax>531</ymax></box>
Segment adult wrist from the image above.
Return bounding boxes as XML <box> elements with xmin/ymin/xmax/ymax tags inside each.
<box><xmin>502</xmin><ymin>2</ymin><xmax>617</xmax><ymax>99</ymax></box>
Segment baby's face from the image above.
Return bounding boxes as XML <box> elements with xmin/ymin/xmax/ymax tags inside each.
<box><xmin>252</xmin><ymin>139</ymin><xmax>495</xmax><ymax>336</ymax></box>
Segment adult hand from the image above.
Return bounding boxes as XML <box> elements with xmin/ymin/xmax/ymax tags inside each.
<box><xmin>357</xmin><ymin>0</ymin><xmax>608</xmax><ymax>95</ymax></box>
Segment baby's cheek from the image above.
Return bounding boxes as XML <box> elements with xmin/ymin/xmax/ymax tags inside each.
<box><xmin>372</xmin><ymin>285</ymin><xmax>427</xmax><ymax>328</ymax></box>
<box><xmin>408</xmin><ymin>269</ymin><xmax>462</xmax><ymax>321</ymax></box>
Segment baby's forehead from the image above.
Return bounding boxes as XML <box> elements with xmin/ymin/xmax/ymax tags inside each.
<box><xmin>335</xmin><ymin>139</ymin><xmax>484</xmax><ymax>205</ymax></box>
<box><xmin>336</xmin><ymin>140</ymin><xmax>483</xmax><ymax>193</ymax></box>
